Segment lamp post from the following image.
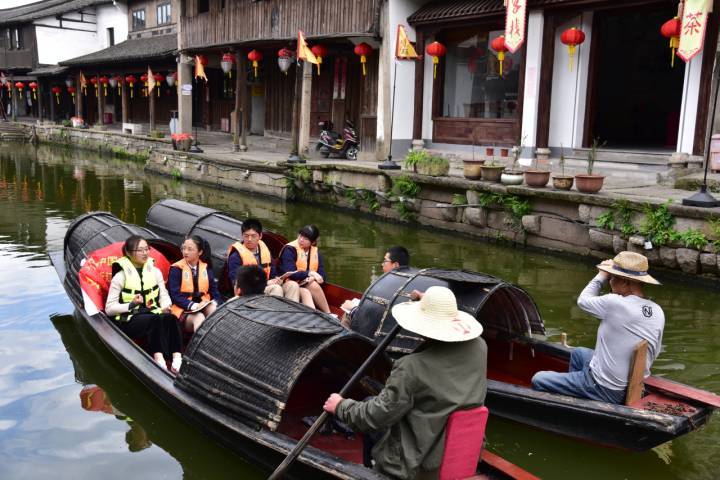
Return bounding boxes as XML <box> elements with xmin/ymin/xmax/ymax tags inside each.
<box><xmin>378</xmin><ymin>62</ymin><xmax>401</xmax><ymax>170</ymax></box>
<box><xmin>682</xmin><ymin>53</ymin><xmax>720</xmax><ymax>208</ymax></box>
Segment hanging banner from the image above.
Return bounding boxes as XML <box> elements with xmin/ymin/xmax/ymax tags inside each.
<box><xmin>677</xmin><ymin>0</ymin><xmax>710</xmax><ymax>62</ymax></box>
<box><xmin>504</xmin><ymin>0</ymin><xmax>527</xmax><ymax>53</ymax></box>
<box><xmin>395</xmin><ymin>25</ymin><xmax>419</xmax><ymax>59</ymax></box>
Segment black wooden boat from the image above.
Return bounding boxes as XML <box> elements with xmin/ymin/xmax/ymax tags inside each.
<box><xmin>52</xmin><ymin>209</ymin><xmax>538</xmax><ymax>480</ymax></box>
<box><xmin>145</xmin><ymin>199</ymin><xmax>720</xmax><ymax>452</ymax></box>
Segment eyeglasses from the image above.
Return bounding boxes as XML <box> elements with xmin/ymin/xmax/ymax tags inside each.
<box><xmin>132</xmin><ymin>247</ymin><xmax>150</xmax><ymax>253</ymax></box>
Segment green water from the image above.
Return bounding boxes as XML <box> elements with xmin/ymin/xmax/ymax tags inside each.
<box><xmin>0</xmin><ymin>143</ymin><xmax>718</xmax><ymax>479</ymax></box>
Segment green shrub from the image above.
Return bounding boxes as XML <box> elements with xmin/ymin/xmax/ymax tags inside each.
<box><xmin>392</xmin><ymin>176</ymin><xmax>420</xmax><ymax>197</ymax></box>
<box><xmin>404</xmin><ymin>150</ymin><xmax>431</xmax><ymax>171</ymax></box>
<box><xmin>639</xmin><ymin>201</ymin><xmax>675</xmax><ymax>246</ymax></box>
<box><xmin>675</xmin><ymin>229</ymin><xmax>708</xmax><ymax>250</ymax></box>
<box><xmin>291</xmin><ymin>165</ymin><xmax>312</xmax><ymax>183</ymax></box>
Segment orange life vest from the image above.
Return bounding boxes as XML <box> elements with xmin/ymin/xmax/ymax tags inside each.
<box><xmin>170</xmin><ymin>259</ymin><xmax>211</xmax><ymax>318</ymax></box>
<box><xmin>284</xmin><ymin>240</ymin><xmax>319</xmax><ymax>273</ymax></box>
<box><xmin>228</xmin><ymin>240</ymin><xmax>272</xmax><ymax>279</ymax></box>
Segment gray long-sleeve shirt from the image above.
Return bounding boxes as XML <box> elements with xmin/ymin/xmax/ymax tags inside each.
<box><xmin>577</xmin><ymin>274</ymin><xmax>665</xmax><ymax>390</ymax></box>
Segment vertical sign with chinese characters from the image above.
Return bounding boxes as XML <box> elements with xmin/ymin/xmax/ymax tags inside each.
<box><xmin>505</xmin><ymin>0</ymin><xmax>527</xmax><ymax>53</ymax></box>
<box><xmin>677</xmin><ymin>0</ymin><xmax>710</xmax><ymax>62</ymax></box>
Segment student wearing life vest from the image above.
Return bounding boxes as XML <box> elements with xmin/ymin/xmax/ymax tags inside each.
<box><xmin>105</xmin><ymin>235</ymin><xmax>183</xmax><ymax>373</ymax></box>
<box><xmin>168</xmin><ymin>235</ymin><xmax>223</xmax><ymax>333</ymax></box>
<box><xmin>226</xmin><ymin>218</ymin><xmax>302</xmax><ymax>302</ymax></box>
<box><xmin>278</xmin><ymin>224</ymin><xmax>331</xmax><ymax>313</ymax></box>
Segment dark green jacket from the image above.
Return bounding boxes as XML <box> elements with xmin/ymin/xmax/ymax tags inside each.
<box><xmin>336</xmin><ymin>337</ymin><xmax>488</xmax><ymax>479</ymax></box>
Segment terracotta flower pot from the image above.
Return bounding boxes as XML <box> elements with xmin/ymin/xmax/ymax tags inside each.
<box><xmin>524</xmin><ymin>170</ymin><xmax>550</xmax><ymax>188</ymax></box>
<box><xmin>552</xmin><ymin>175</ymin><xmax>574</xmax><ymax>191</ymax></box>
<box><xmin>485</xmin><ymin>147</ymin><xmax>494</xmax><ymax>157</ymax></box>
<box><xmin>500</xmin><ymin>148</ymin><xmax>509</xmax><ymax>157</ymax></box>
<box><xmin>463</xmin><ymin>159</ymin><xmax>485</xmax><ymax>180</ymax></box>
<box><xmin>501</xmin><ymin>170</ymin><xmax>524</xmax><ymax>185</ymax></box>
<box><xmin>574</xmin><ymin>174</ymin><xmax>605</xmax><ymax>194</ymax></box>
<box><xmin>480</xmin><ymin>165</ymin><xmax>504</xmax><ymax>182</ymax></box>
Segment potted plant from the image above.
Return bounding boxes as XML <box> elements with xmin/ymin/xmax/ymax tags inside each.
<box><xmin>575</xmin><ymin>138</ymin><xmax>606</xmax><ymax>193</ymax></box>
<box><xmin>171</xmin><ymin>133</ymin><xmax>193</xmax><ymax>152</ymax></box>
<box><xmin>480</xmin><ymin>161</ymin><xmax>505</xmax><ymax>182</ymax></box>
<box><xmin>501</xmin><ymin>145</ymin><xmax>524</xmax><ymax>185</ymax></box>
<box><xmin>524</xmin><ymin>153</ymin><xmax>550</xmax><ymax>188</ymax></box>
<box><xmin>462</xmin><ymin>154</ymin><xmax>485</xmax><ymax>180</ymax></box>
<box><xmin>552</xmin><ymin>146</ymin><xmax>573</xmax><ymax>190</ymax></box>
<box><xmin>404</xmin><ymin>150</ymin><xmax>449</xmax><ymax>176</ymax></box>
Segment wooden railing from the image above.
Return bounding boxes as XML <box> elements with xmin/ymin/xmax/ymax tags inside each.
<box><xmin>180</xmin><ymin>0</ymin><xmax>380</xmax><ymax>50</ymax></box>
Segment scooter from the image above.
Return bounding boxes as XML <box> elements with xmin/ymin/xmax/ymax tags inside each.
<box><xmin>316</xmin><ymin>119</ymin><xmax>359</xmax><ymax>160</ymax></box>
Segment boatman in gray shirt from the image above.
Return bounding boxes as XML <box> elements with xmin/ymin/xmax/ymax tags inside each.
<box><xmin>531</xmin><ymin>251</ymin><xmax>665</xmax><ymax>404</ymax></box>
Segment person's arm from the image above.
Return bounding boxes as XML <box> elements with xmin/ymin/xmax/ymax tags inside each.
<box><xmin>155</xmin><ymin>268</ymin><xmax>172</xmax><ymax>310</ymax></box>
<box><xmin>577</xmin><ymin>274</ymin><xmax>613</xmax><ymax>320</ymax></box>
<box><xmin>227</xmin><ymin>251</ymin><xmax>242</xmax><ymax>287</ymax></box>
<box><xmin>315</xmin><ymin>251</ymin><xmax>327</xmax><ymax>282</ymax></box>
<box><xmin>105</xmin><ymin>271</ymin><xmax>131</xmax><ymax>317</ymax></box>
<box><xmin>207</xmin><ymin>269</ymin><xmax>224</xmax><ymax>305</ymax></box>
<box><xmin>332</xmin><ymin>359</ymin><xmax>415</xmax><ymax>432</ymax></box>
<box><xmin>168</xmin><ymin>266</ymin><xmax>193</xmax><ymax>311</ymax></box>
<box><xmin>280</xmin><ymin>247</ymin><xmax>308</xmax><ymax>282</ymax></box>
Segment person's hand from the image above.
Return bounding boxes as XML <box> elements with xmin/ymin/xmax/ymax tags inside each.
<box><xmin>162</xmin><ymin>306</ymin><xmax>171</xmax><ymax>314</ymax></box>
<box><xmin>597</xmin><ymin>259</ymin><xmax>613</xmax><ymax>281</ymax></box>
<box><xmin>341</xmin><ymin>300</ymin><xmax>354</xmax><ymax>311</ymax></box>
<box><xmin>130</xmin><ymin>294</ymin><xmax>143</xmax><ymax>307</ymax></box>
<box><xmin>410</xmin><ymin>289</ymin><xmax>424</xmax><ymax>301</ymax></box>
<box><xmin>313</xmin><ymin>272</ymin><xmax>324</xmax><ymax>284</ymax></box>
<box><xmin>304</xmin><ymin>275</ymin><xmax>316</xmax><ymax>284</ymax></box>
<box><xmin>323</xmin><ymin>393</ymin><xmax>344</xmax><ymax>415</ymax></box>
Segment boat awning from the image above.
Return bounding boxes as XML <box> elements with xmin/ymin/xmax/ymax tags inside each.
<box><xmin>60</xmin><ymin>34</ymin><xmax>177</xmax><ymax>67</ymax></box>
<box><xmin>27</xmin><ymin>65</ymin><xmax>68</xmax><ymax>77</ymax></box>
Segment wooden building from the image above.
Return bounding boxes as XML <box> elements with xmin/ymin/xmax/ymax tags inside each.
<box><xmin>176</xmin><ymin>0</ymin><xmax>383</xmax><ymax>154</ymax></box>
<box><xmin>396</xmin><ymin>0</ymin><xmax>719</xmax><ymax>164</ymax></box>
<box><xmin>60</xmin><ymin>0</ymin><xmax>179</xmax><ymax>128</ymax></box>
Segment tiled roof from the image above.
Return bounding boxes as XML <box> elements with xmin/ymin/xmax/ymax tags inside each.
<box><xmin>0</xmin><ymin>0</ymin><xmax>112</xmax><ymax>27</ymax></box>
<box><xmin>27</xmin><ymin>65</ymin><xmax>68</xmax><ymax>76</ymax></box>
<box><xmin>60</xmin><ymin>34</ymin><xmax>178</xmax><ymax>66</ymax></box>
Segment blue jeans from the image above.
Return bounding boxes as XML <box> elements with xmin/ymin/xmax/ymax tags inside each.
<box><xmin>531</xmin><ymin>347</ymin><xmax>626</xmax><ymax>404</ymax></box>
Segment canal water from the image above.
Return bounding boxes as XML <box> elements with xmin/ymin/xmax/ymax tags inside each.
<box><xmin>0</xmin><ymin>143</ymin><xmax>718</xmax><ymax>479</ymax></box>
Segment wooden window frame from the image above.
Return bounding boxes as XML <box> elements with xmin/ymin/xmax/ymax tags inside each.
<box><xmin>131</xmin><ymin>9</ymin><xmax>146</xmax><ymax>30</ymax></box>
<box><xmin>157</xmin><ymin>3</ymin><xmax>172</xmax><ymax>25</ymax></box>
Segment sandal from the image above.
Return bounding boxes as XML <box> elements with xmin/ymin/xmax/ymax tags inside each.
<box><xmin>154</xmin><ymin>356</ymin><xmax>168</xmax><ymax>370</ymax></box>
<box><xmin>171</xmin><ymin>356</ymin><xmax>183</xmax><ymax>374</ymax></box>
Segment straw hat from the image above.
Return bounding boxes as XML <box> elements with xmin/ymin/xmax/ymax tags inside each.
<box><xmin>391</xmin><ymin>286</ymin><xmax>482</xmax><ymax>342</ymax></box>
<box><xmin>597</xmin><ymin>251</ymin><xmax>661</xmax><ymax>285</ymax></box>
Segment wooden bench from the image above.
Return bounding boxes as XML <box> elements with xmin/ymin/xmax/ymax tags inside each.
<box><xmin>625</xmin><ymin>339</ymin><xmax>648</xmax><ymax>405</ymax></box>
<box><xmin>122</xmin><ymin>122</ymin><xmax>144</xmax><ymax>135</ymax></box>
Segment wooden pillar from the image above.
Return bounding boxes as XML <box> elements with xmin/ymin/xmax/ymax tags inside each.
<box><xmin>10</xmin><ymin>78</ymin><xmax>16</xmax><ymax>122</ymax></box>
<box><xmin>48</xmin><ymin>83</ymin><xmax>54</xmax><ymax>123</ymax></box>
<box><xmin>178</xmin><ymin>54</ymin><xmax>193</xmax><ymax>134</ymax></box>
<box><xmin>121</xmin><ymin>75</ymin><xmax>128</xmax><ymax>124</ymax></box>
<box><xmin>233</xmin><ymin>50</ymin><xmax>246</xmax><ymax>151</ymax></box>
<box><xmin>96</xmin><ymin>75</ymin><xmax>103</xmax><ymax>127</ymax></box>
<box><xmin>289</xmin><ymin>61</ymin><xmax>303</xmax><ymax>159</ymax></box>
<box><xmin>149</xmin><ymin>83</ymin><xmax>156</xmax><ymax>131</ymax></box>
<box><xmin>536</xmin><ymin>13</ymin><xmax>556</xmax><ymax>149</ymax></box>
<box><xmin>76</xmin><ymin>74</ymin><xmax>83</xmax><ymax>119</ymax></box>
<box><xmin>240</xmin><ymin>54</ymin><xmax>249</xmax><ymax>151</ymax></box>
<box><xmin>412</xmin><ymin>30</ymin><xmax>426</xmax><ymax>144</ymax></box>
<box><xmin>693</xmin><ymin>0</ymin><xmax>720</xmax><ymax>156</ymax></box>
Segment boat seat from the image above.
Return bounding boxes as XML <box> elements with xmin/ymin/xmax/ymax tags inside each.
<box><xmin>625</xmin><ymin>340</ymin><xmax>649</xmax><ymax>406</ymax></box>
<box><xmin>439</xmin><ymin>406</ymin><xmax>489</xmax><ymax>480</ymax></box>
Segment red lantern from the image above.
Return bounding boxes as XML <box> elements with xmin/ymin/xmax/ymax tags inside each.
<box><xmin>89</xmin><ymin>76</ymin><xmax>98</xmax><ymax>96</ymax></box>
<box><xmin>140</xmin><ymin>73</ymin><xmax>148</xmax><ymax>97</ymax></box>
<box><xmin>99</xmin><ymin>75</ymin><xmax>109</xmax><ymax>96</ymax></box>
<box><xmin>125</xmin><ymin>74</ymin><xmax>137</xmax><ymax>98</ymax></box>
<box><xmin>28</xmin><ymin>81</ymin><xmax>38</xmax><ymax>100</ymax></box>
<box><xmin>221</xmin><ymin>53</ymin><xmax>235</xmax><ymax>78</ymax></box>
<box><xmin>425</xmin><ymin>41</ymin><xmax>447</xmax><ymax>79</ymax></box>
<box><xmin>51</xmin><ymin>86</ymin><xmax>61</xmax><ymax>104</ymax></box>
<box><xmin>560</xmin><ymin>28</ymin><xmax>586</xmax><ymax>71</ymax></box>
<box><xmin>310</xmin><ymin>44</ymin><xmax>328</xmax><ymax>75</ymax></box>
<box><xmin>196</xmin><ymin>54</ymin><xmax>209</xmax><ymax>66</ymax></box>
<box><xmin>247</xmin><ymin>49</ymin><xmax>263</xmax><ymax>79</ymax></box>
<box><xmin>114</xmin><ymin>75</ymin><xmax>123</xmax><ymax>95</ymax></box>
<box><xmin>660</xmin><ymin>17</ymin><xmax>681</xmax><ymax>68</ymax></box>
<box><xmin>14</xmin><ymin>81</ymin><xmax>24</xmax><ymax>91</ymax></box>
<box><xmin>353</xmin><ymin>42</ymin><xmax>373</xmax><ymax>76</ymax></box>
<box><xmin>278</xmin><ymin>48</ymin><xmax>294</xmax><ymax>75</ymax></box>
<box><xmin>153</xmin><ymin>73</ymin><xmax>165</xmax><ymax>96</ymax></box>
<box><xmin>67</xmin><ymin>85</ymin><xmax>76</xmax><ymax>104</ymax></box>
<box><xmin>490</xmin><ymin>36</ymin><xmax>508</xmax><ymax>77</ymax></box>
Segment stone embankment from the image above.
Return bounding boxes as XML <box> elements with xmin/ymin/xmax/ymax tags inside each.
<box><xmin>19</xmin><ymin>123</ymin><xmax>720</xmax><ymax>282</ymax></box>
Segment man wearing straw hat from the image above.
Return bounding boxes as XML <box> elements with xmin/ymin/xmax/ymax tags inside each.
<box><xmin>532</xmin><ymin>251</ymin><xmax>665</xmax><ymax>404</ymax></box>
<box><xmin>323</xmin><ymin>286</ymin><xmax>487</xmax><ymax>480</ymax></box>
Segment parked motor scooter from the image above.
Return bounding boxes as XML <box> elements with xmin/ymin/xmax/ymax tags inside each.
<box><xmin>316</xmin><ymin>119</ymin><xmax>359</xmax><ymax>160</ymax></box>
<box><xmin>316</xmin><ymin>120</ymin><xmax>339</xmax><ymax>156</ymax></box>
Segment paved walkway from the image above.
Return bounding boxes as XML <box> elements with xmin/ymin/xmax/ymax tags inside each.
<box><xmin>11</xmin><ymin>117</ymin><xmax>720</xmax><ymax>209</ymax></box>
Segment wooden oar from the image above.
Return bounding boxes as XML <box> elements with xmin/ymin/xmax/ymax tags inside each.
<box><xmin>267</xmin><ymin>323</ymin><xmax>402</xmax><ymax>480</ymax></box>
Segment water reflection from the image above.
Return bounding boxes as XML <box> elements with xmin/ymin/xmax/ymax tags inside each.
<box><xmin>0</xmin><ymin>143</ymin><xmax>719</xmax><ymax>479</ymax></box>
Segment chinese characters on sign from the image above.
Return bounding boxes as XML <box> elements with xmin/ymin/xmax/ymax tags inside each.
<box><xmin>504</xmin><ymin>0</ymin><xmax>527</xmax><ymax>53</ymax></box>
<box><xmin>677</xmin><ymin>0</ymin><xmax>709</xmax><ymax>62</ymax></box>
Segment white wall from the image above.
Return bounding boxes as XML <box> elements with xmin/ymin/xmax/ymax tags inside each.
<box><xmin>379</xmin><ymin>0</ymin><xmax>426</xmax><ymax>150</ymax></box>
<box><xmin>677</xmin><ymin>50</ymin><xmax>703</xmax><ymax>154</ymax></box>
<box><xmin>520</xmin><ymin>10</ymin><xmax>544</xmax><ymax>156</ymax></box>
<box><xmin>548</xmin><ymin>13</ymin><xmax>593</xmax><ymax>149</ymax></box>
<box><xmin>97</xmin><ymin>3</ymin><xmax>129</xmax><ymax>49</ymax></box>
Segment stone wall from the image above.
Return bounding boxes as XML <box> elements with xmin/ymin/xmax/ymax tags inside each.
<box><xmin>21</xmin><ymin>123</ymin><xmax>720</xmax><ymax>281</ymax></box>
